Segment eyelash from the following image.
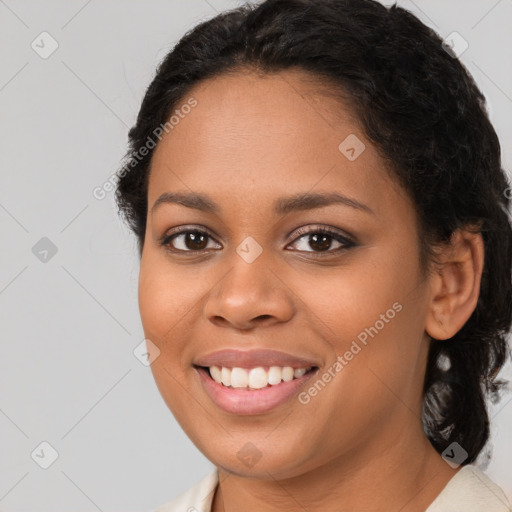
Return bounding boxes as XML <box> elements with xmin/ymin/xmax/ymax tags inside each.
<box><xmin>159</xmin><ymin>225</ymin><xmax>356</xmax><ymax>257</ymax></box>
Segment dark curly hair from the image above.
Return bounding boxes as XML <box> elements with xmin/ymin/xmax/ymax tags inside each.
<box><xmin>115</xmin><ymin>0</ymin><xmax>512</xmax><ymax>464</ymax></box>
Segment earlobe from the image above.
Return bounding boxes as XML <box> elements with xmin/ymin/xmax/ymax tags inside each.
<box><xmin>425</xmin><ymin>228</ymin><xmax>484</xmax><ymax>341</ymax></box>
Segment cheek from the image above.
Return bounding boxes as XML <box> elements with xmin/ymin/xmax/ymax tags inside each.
<box><xmin>292</xmin><ymin>244</ymin><xmax>427</xmax><ymax>408</ymax></box>
<box><xmin>137</xmin><ymin>253</ymin><xmax>223</xmax><ymax>396</ymax></box>
<box><xmin>137</xmin><ymin>258</ymin><xmax>203</xmax><ymax>418</ymax></box>
<box><xmin>138</xmin><ymin>269</ymin><xmax>174</xmax><ymax>344</ymax></box>
<box><xmin>137</xmin><ymin>259</ymin><xmax>195</xmax><ymax>400</ymax></box>
<box><xmin>138</xmin><ymin>255</ymin><xmax>203</xmax><ymax>343</ymax></box>
<box><xmin>291</xmin><ymin>245</ymin><xmax>420</xmax><ymax>350</ymax></box>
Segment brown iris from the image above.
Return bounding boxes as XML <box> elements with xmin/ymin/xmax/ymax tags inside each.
<box><xmin>184</xmin><ymin>231</ymin><xmax>209</xmax><ymax>251</ymax></box>
<box><xmin>308</xmin><ymin>233</ymin><xmax>332</xmax><ymax>252</ymax></box>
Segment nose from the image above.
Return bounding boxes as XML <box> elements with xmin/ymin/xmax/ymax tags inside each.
<box><xmin>203</xmin><ymin>252</ymin><xmax>295</xmax><ymax>331</ymax></box>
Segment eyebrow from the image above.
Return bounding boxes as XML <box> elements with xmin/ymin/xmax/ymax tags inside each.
<box><xmin>151</xmin><ymin>191</ymin><xmax>375</xmax><ymax>216</ymax></box>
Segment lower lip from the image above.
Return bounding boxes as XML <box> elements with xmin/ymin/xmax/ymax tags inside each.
<box><xmin>195</xmin><ymin>366</ymin><xmax>318</xmax><ymax>415</ymax></box>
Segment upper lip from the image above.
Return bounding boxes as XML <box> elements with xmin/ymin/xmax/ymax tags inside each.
<box><xmin>193</xmin><ymin>349</ymin><xmax>320</xmax><ymax>369</ymax></box>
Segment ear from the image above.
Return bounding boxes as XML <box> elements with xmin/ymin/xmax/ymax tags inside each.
<box><xmin>425</xmin><ymin>228</ymin><xmax>484</xmax><ymax>341</ymax></box>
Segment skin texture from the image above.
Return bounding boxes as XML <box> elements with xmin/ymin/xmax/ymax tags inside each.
<box><xmin>138</xmin><ymin>68</ymin><xmax>484</xmax><ymax>512</ymax></box>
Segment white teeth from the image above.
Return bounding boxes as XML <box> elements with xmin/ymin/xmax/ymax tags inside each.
<box><xmin>208</xmin><ymin>365</ymin><xmax>312</xmax><ymax>389</ymax></box>
<box><xmin>209</xmin><ymin>365</ymin><xmax>222</xmax><ymax>383</ymax></box>
<box><xmin>248</xmin><ymin>367</ymin><xmax>268</xmax><ymax>389</ymax></box>
<box><xmin>231</xmin><ymin>367</ymin><xmax>248</xmax><ymax>388</ymax></box>
<box><xmin>221</xmin><ymin>367</ymin><xmax>231</xmax><ymax>387</ymax></box>
<box><xmin>268</xmin><ymin>366</ymin><xmax>282</xmax><ymax>385</ymax></box>
<box><xmin>282</xmin><ymin>366</ymin><xmax>294</xmax><ymax>382</ymax></box>
<box><xmin>294</xmin><ymin>368</ymin><xmax>307</xmax><ymax>378</ymax></box>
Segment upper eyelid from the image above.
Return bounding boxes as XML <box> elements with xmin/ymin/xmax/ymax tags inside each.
<box><xmin>290</xmin><ymin>225</ymin><xmax>353</xmax><ymax>240</ymax></box>
<box><xmin>161</xmin><ymin>225</ymin><xmax>218</xmax><ymax>242</ymax></box>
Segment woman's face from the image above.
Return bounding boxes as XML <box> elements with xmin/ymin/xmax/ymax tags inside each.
<box><xmin>139</xmin><ymin>68</ymin><xmax>434</xmax><ymax>479</ymax></box>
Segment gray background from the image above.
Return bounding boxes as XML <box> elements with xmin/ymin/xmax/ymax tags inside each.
<box><xmin>1</xmin><ymin>0</ymin><xmax>511</xmax><ymax>510</ymax></box>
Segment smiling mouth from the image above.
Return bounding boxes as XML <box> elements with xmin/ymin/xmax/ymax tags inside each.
<box><xmin>194</xmin><ymin>364</ymin><xmax>318</xmax><ymax>390</ymax></box>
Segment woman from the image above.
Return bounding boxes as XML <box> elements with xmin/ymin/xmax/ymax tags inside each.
<box><xmin>115</xmin><ymin>0</ymin><xmax>512</xmax><ymax>510</ymax></box>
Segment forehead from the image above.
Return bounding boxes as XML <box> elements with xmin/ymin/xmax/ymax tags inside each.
<box><xmin>147</xmin><ymin>68</ymin><xmax>407</xmax><ymax>219</ymax></box>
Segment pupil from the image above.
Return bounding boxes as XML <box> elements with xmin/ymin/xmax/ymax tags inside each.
<box><xmin>310</xmin><ymin>233</ymin><xmax>331</xmax><ymax>252</ymax></box>
<box><xmin>186</xmin><ymin>232</ymin><xmax>207</xmax><ymax>250</ymax></box>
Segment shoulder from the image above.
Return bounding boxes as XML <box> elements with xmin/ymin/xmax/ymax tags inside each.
<box><xmin>426</xmin><ymin>465</ymin><xmax>511</xmax><ymax>512</ymax></box>
<box><xmin>153</xmin><ymin>468</ymin><xmax>219</xmax><ymax>512</ymax></box>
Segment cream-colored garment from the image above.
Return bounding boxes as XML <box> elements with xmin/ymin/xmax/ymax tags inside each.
<box><xmin>154</xmin><ymin>465</ymin><xmax>512</xmax><ymax>512</ymax></box>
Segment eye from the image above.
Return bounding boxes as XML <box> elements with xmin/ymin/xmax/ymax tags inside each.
<box><xmin>286</xmin><ymin>226</ymin><xmax>355</xmax><ymax>255</ymax></box>
<box><xmin>160</xmin><ymin>227</ymin><xmax>220</xmax><ymax>253</ymax></box>
<box><xmin>160</xmin><ymin>225</ymin><xmax>355</xmax><ymax>256</ymax></box>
